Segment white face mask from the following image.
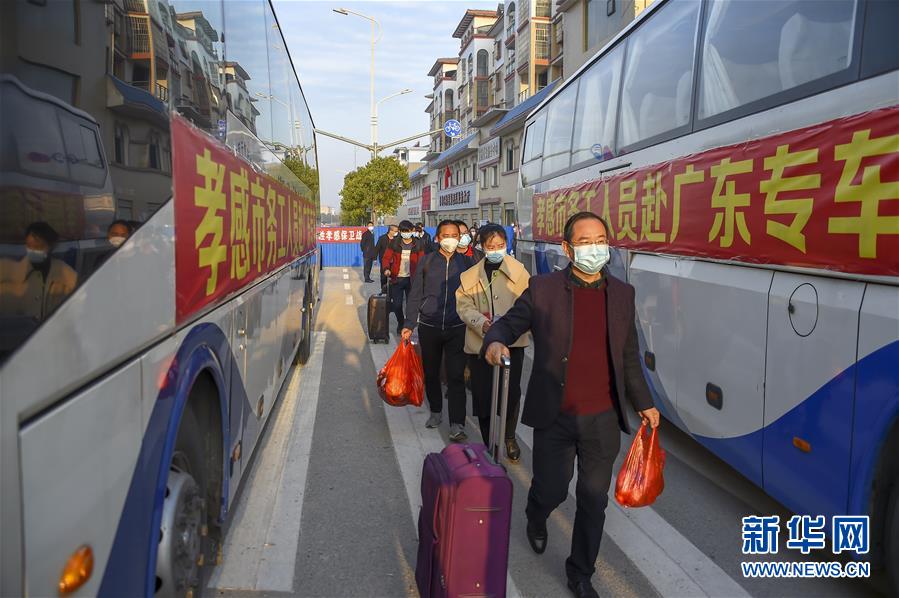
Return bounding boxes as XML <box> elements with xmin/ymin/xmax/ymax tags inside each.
<box><xmin>439</xmin><ymin>237</ymin><xmax>460</xmax><ymax>253</ymax></box>
<box><xmin>109</xmin><ymin>236</ymin><xmax>126</xmax><ymax>248</ymax></box>
<box><xmin>401</xmin><ymin>232</ymin><xmax>413</xmax><ymax>240</ymax></box>
<box><xmin>458</xmin><ymin>233</ymin><xmax>471</xmax><ymax>248</ymax></box>
<box><xmin>367</xmin><ymin>226</ymin><xmax>374</xmax><ymax>231</ymax></box>
<box><xmin>26</xmin><ymin>249</ymin><xmax>48</xmax><ymax>264</ymax></box>
<box><xmin>570</xmin><ymin>243</ymin><xmax>610</xmax><ymax>275</ymax></box>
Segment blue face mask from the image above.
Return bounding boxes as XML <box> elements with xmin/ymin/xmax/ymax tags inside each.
<box><xmin>571</xmin><ymin>244</ymin><xmax>610</xmax><ymax>275</ymax></box>
<box><xmin>485</xmin><ymin>247</ymin><xmax>506</xmax><ymax>264</ymax></box>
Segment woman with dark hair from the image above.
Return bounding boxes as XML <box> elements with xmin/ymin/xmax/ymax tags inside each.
<box><xmin>455</xmin><ymin>223</ymin><xmax>529</xmax><ymax>460</ymax></box>
<box><xmin>382</xmin><ymin>220</ymin><xmax>424</xmax><ymax>335</ymax></box>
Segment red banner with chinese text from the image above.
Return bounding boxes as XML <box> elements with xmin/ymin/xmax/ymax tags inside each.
<box><xmin>172</xmin><ymin>115</ymin><xmax>317</xmax><ymax>323</ymax></box>
<box><xmin>317</xmin><ymin>227</ymin><xmax>368</xmax><ymax>243</ymax></box>
<box><xmin>531</xmin><ymin>106</ymin><xmax>899</xmax><ymax>278</ymax></box>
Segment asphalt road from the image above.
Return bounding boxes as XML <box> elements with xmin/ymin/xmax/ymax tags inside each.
<box><xmin>207</xmin><ymin>267</ymin><xmax>887</xmax><ymax>598</ymax></box>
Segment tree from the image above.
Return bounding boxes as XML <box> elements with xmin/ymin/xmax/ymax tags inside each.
<box><xmin>339</xmin><ymin>156</ymin><xmax>410</xmax><ymax>225</ymax></box>
<box><xmin>283</xmin><ymin>155</ymin><xmax>320</xmax><ymax>201</ymax></box>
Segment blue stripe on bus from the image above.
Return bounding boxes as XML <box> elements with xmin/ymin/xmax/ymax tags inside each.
<box><xmin>98</xmin><ymin>323</ymin><xmax>241</xmax><ymax>597</ymax></box>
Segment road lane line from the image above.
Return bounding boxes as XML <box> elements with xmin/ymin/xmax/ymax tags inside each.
<box><xmin>208</xmin><ymin>332</ymin><xmax>327</xmax><ymax>592</ymax></box>
<box><xmin>371</xmin><ymin>338</ymin><xmax>523</xmax><ymax>598</ymax></box>
<box><xmin>344</xmin><ymin>282</ymin><xmax>351</xmax><ymax>290</ymax></box>
<box><xmin>345</xmin><ymin>295</ymin><xmax>354</xmax><ymax>305</ymax></box>
<box><xmin>343</xmin><ymin>268</ymin><xmax>348</xmax><ymax>273</ymax></box>
<box><xmin>343</xmin><ymin>274</ymin><xmax>349</xmax><ymax>280</ymax></box>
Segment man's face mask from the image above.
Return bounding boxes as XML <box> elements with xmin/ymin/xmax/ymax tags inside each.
<box><xmin>26</xmin><ymin>249</ymin><xmax>48</xmax><ymax>264</ymax></box>
<box><xmin>401</xmin><ymin>232</ymin><xmax>413</xmax><ymax>240</ymax></box>
<box><xmin>458</xmin><ymin>233</ymin><xmax>471</xmax><ymax>248</ymax></box>
<box><xmin>109</xmin><ymin>236</ymin><xmax>127</xmax><ymax>248</ymax></box>
<box><xmin>569</xmin><ymin>243</ymin><xmax>610</xmax><ymax>275</ymax></box>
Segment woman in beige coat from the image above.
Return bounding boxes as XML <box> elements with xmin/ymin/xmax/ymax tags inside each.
<box><xmin>455</xmin><ymin>224</ymin><xmax>529</xmax><ymax>461</ymax></box>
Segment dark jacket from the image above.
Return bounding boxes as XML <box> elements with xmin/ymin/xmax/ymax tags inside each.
<box><xmin>420</xmin><ymin>231</ymin><xmax>435</xmax><ymax>253</ymax></box>
<box><xmin>360</xmin><ymin>229</ymin><xmax>375</xmax><ymax>258</ymax></box>
<box><xmin>482</xmin><ymin>266</ymin><xmax>653</xmax><ymax>433</ymax></box>
<box><xmin>404</xmin><ymin>250</ymin><xmax>473</xmax><ymax>330</ymax></box>
<box><xmin>375</xmin><ymin>233</ymin><xmax>394</xmax><ymax>263</ymax></box>
<box><xmin>381</xmin><ymin>238</ymin><xmax>424</xmax><ymax>283</ymax></box>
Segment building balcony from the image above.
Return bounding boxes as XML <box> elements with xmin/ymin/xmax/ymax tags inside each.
<box><xmin>127</xmin><ymin>15</ymin><xmax>151</xmax><ymax>57</ymax></box>
<box><xmin>518</xmin><ymin>89</ymin><xmax>530</xmax><ymax>103</ymax></box>
<box><xmin>123</xmin><ymin>0</ymin><xmax>147</xmax><ymax>13</ymax></box>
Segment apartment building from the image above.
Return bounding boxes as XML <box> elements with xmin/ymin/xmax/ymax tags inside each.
<box><xmin>424</xmin><ymin>58</ymin><xmax>459</xmax><ymax>157</ymax></box>
<box><xmin>454</xmin><ymin>9</ymin><xmax>500</xmax><ymax>136</ymax></box>
<box><xmin>398</xmin><ymin>164</ymin><xmax>428</xmax><ymax>223</ymax></box>
<box><xmin>557</xmin><ymin>0</ymin><xmax>656</xmax><ymax>76</ymax></box>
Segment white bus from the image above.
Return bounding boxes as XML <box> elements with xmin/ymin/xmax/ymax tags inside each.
<box><xmin>514</xmin><ymin>0</ymin><xmax>898</xmax><ymax>591</ymax></box>
<box><xmin>0</xmin><ymin>0</ymin><xmax>319</xmax><ymax>595</ymax></box>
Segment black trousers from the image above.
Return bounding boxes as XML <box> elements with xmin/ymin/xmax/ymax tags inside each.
<box><xmin>389</xmin><ymin>277</ymin><xmax>411</xmax><ymax>330</ymax></box>
<box><xmin>363</xmin><ymin>257</ymin><xmax>374</xmax><ymax>280</ymax></box>
<box><xmin>525</xmin><ymin>410</ymin><xmax>621</xmax><ymax>583</ymax></box>
<box><xmin>467</xmin><ymin>348</ymin><xmax>524</xmax><ymax>445</ymax></box>
<box><xmin>418</xmin><ymin>324</ymin><xmax>467</xmax><ymax>425</ymax></box>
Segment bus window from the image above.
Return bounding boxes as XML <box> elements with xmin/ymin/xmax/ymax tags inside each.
<box><xmin>698</xmin><ymin>0</ymin><xmax>858</xmax><ymax>120</ymax></box>
<box><xmin>617</xmin><ymin>0</ymin><xmax>699</xmax><ymax>149</ymax></box>
<box><xmin>540</xmin><ymin>82</ymin><xmax>579</xmax><ymax>177</ymax></box>
<box><xmin>520</xmin><ymin>113</ymin><xmax>546</xmax><ymax>185</ymax></box>
<box><xmin>860</xmin><ymin>0</ymin><xmax>899</xmax><ymax>79</ymax></box>
<box><xmin>571</xmin><ymin>44</ymin><xmax>624</xmax><ymax>166</ymax></box>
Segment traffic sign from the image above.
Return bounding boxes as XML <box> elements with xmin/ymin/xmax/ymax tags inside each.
<box><xmin>443</xmin><ymin>119</ymin><xmax>462</xmax><ymax>138</ymax></box>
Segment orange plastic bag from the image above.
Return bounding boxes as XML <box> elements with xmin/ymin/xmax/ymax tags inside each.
<box><xmin>615</xmin><ymin>423</ymin><xmax>666</xmax><ymax>507</ymax></box>
<box><xmin>377</xmin><ymin>340</ymin><xmax>424</xmax><ymax>407</ymax></box>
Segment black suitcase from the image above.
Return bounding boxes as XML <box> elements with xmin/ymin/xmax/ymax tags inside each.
<box><xmin>367</xmin><ymin>287</ymin><xmax>390</xmax><ymax>343</ymax></box>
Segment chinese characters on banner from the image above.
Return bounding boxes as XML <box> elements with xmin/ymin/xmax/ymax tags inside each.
<box><xmin>172</xmin><ymin>115</ymin><xmax>317</xmax><ymax>323</ymax></box>
<box><xmin>531</xmin><ymin>106</ymin><xmax>899</xmax><ymax>277</ymax></box>
<box><xmin>317</xmin><ymin>227</ymin><xmax>369</xmax><ymax>243</ymax></box>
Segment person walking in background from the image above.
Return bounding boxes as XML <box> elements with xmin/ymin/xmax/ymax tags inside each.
<box><xmin>360</xmin><ymin>221</ymin><xmax>376</xmax><ymax>283</ymax></box>
<box><xmin>382</xmin><ymin>221</ymin><xmax>423</xmax><ymax>335</ymax></box>
<box><xmin>455</xmin><ymin>224</ymin><xmax>529</xmax><ymax>461</ymax></box>
<box><xmin>483</xmin><ymin>212</ymin><xmax>660</xmax><ymax>598</ymax></box>
<box><xmin>455</xmin><ymin>221</ymin><xmax>484</xmax><ymax>262</ymax></box>
<box><xmin>402</xmin><ymin>220</ymin><xmax>473</xmax><ymax>441</ymax></box>
<box><xmin>416</xmin><ymin>223</ymin><xmax>434</xmax><ymax>253</ymax></box>
<box><xmin>375</xmin><ymin>224</ymin><xmax>398</xmax><ymax>290</ymax></box>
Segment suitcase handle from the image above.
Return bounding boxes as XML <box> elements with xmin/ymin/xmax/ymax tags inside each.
<box><xmin>488</xmin><ymin>354</ymin><xmax>512</xmax><ymax>464</ymax></box>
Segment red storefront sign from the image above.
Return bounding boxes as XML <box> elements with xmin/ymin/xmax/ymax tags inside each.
<box><xmin>422</xmin><ymin>185</ymin><xmax>431</xmax><ymax>212</ymax></box>
<box><xmin>172</xmin><ymin>114</ymin><xmax>317</xmax><ymax>323</ymax></box>
<box><xmin>317</xmin><ymin>227</ymin><xmax>368</xmax><ymax>243</ymax></box>
<box><xmin>532</xmin><ymin>106</ymin><xmax>899</xmax><ymax>278</ymax></box>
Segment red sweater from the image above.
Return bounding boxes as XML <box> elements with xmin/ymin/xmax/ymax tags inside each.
<box><xmin>561</xmin><ymin>285</ymin><xmax>613</xmax><ymax>416</ymax></box>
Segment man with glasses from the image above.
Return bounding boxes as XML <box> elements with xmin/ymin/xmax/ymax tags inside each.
<box><xmin>484</xmin><ymin>211</ymin><xmax>660</xmax><ymax>598</ymax></box>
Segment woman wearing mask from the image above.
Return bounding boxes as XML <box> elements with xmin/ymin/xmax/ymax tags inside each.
<box><xmin>455</xmin><ymin>224</ymin><xmax>529</xmax><ymax>460</ymax></box>
<box><xmin>454</xmin><ymin>220</ymin><xmax>484</xmax><ymax>262</ymax></box>
<box><xmin>382</xmin><ymin>220</ymin><xmax>424</xmax><ymax>335</ymax></box>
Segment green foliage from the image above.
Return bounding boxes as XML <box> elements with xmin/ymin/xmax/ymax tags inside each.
<box><xmin>283</xmin><ymin>155</ymin><xmax>320</xmax><ymax>201</ymax></box>
<box><xmin>339</xmin><ymin>156</ymin><xmax>410</xmax><ymax>225</ymax></box>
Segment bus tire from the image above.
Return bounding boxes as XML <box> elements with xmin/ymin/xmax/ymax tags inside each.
<box><xmin>156</xmin><ymin>407</ymin><xmax>208</xmax><ymax>597</ymax></box>
<box><xmin>887</xmin><ymin>476</ymin><xmax>899</xmax><ymax>597</ymax></box>
<box><xmin>295</xmin><ymin>290</ymin><xmax>313</xmax><ymax>365</ymax></box>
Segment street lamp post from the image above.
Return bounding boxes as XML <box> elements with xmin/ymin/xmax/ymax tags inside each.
<box><xmin>333</xmin><ymin>8</ymin><xmax>381</xmax><ymax>156</ymax></box>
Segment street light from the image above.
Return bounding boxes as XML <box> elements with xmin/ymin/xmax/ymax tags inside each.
<box><xmin>374</xmin><ymin>88</ymin><xmax>413</xmax><ymax>153</ymax></box>
<box><xmin>333</xmin><ymin>7</ymin><xmax>381</xmax><ymax>154</ymax></box>
<box><xmin>255</xmin><ymin>91</ymin><xmax>296</xmax><ymax>147</ymax></box>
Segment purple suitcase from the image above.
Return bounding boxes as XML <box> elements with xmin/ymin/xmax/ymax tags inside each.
<box><xmin>416</xmin><ymin>357</ymin><xmax>513</xmax><ymax>598</ymax></box>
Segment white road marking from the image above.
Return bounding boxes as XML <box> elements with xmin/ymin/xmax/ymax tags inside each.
<box><xmin>371</xmin><ymin>338</ymin><xmax>523</xmax><ymax>598</ymax></box>
<box><xmin>343</xmin><ymin>268</ymin><xmax>348</xmax><ymax>273</ymax></box>
<box><xmin>343</xmin><ymin>274</ymin><xmax>349</xmax><ymax>280</ymax></box>
<box><xmin>208</xmin><ymin>332</ymin><xmax>327</xmax><ymax>592</ymax></box>
<box><xmin>345</xmin><ymin>295</ymin><xmax>354</xmax><ymax>305</ymax></box>
<box><xmin>344</xmin><ymin>282</ymin><xmax>351</xmax><ymax>290</ymax></box>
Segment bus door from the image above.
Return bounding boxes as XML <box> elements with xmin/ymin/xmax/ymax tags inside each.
<box><xmin>762</xmin><ymin>273</ymin><xmax>864</xmax><ymax>517</ymax></box>
<box><xmin>232</xmin><ymin>288</ymin><xmax>266</xmax><ymax>473</ymax></box>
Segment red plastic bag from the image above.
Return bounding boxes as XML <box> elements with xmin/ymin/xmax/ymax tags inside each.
<box><xmin>377</xmin><ymin>340</ymin><xmax>424</xmax><ymax>407</ymax></box>
<box><xmin>615</xmin><ymin>423</ymin><xmax>666</xmax><ymax>507</ymax></box>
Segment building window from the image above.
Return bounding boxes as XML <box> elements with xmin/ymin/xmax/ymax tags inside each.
<box><xmin>481</xmin><ymin>169</ymin><xmax>488</xmax><ymax>189</ymax></box>
<box><xmin>149</xmin><ymin>132</ymin><xmax>161</xmax><ymax>170</ymax></box>
<box><xmin>491</xmin><ymin>165</ymin><xmax>498</xmax><ymax>187</ymax></box>
<box><xmin>505</xmin><ymin>142</ymin><xmax>515</xmax><ymax>171</ymax></box>
<box><xmin>607</xmin><ymin>0</ymin><xmax>615</xmax><ymax>16</ymax></box>
<box><xmin>114</xmin><ymin>123</ymin><xmax>129</xmax><ymax>165</ymax></box>
<box><xmin>477</xmin><ymin>49</ymin><xmax>489</xmax><ymax>77</ymax></box>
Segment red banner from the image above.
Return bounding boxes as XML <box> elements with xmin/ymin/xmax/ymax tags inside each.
<box><xmin>532</xmin><ymin>106</ymin><xmax>899</xmax><ymax>277</ymax></box>
<box><xmin>422</xmin><ymin>185</ymin><xmax>431</xmax><ymax>212</ymax></box>
<box><xmin>172</xmin><ymin>115</ymin><xmax>317</xmax><ymax>323</ymax></box>
<box><xmin>317</xmin><ymin>227</ymin><xmax>368</xmax><ymax>243</ymax></box>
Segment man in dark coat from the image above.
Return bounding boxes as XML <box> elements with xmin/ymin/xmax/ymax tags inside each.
<box><xmin>374</xmin><ymin>224</ymin><xmax>398</xmax><ymax>290</ymax></box>
<box><xmin>360</xmin><ymin>221</ymin><xmax>376</xmax><ymax>282</ymax></box>
<box><xmin>484</xmin><ymin>211</ymin><xmax>660</xmax><ymax>598</ymax></box>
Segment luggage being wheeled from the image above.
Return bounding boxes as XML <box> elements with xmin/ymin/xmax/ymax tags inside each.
<box><xmin>416</xmin><ymin>355</ymin><xmax>513</xmax><ymax>598</ymax></box>
<box><xmin>367</xmin><ymin>283</ymin><xmax>390</xmax><ymax>343</ymax></box>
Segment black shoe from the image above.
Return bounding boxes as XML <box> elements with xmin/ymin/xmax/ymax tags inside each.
<box><xmin>567</xmin><ymin>579</ymin><xmax>599</xmax><ymax>598</ymax></box>
<box><xmin>526</xmin><ymin>519</ymin><xmax>547</xmax><ymax>554</ymax></box>
<box><xmin>505</xmin><ymin>438</ymin><xmax>521</xmax><ymax>462</ymax></box>
<box><xmin>364</xmin><ymin>278</ymin><xmax>374</xmax><ymax>283</ymax></box>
